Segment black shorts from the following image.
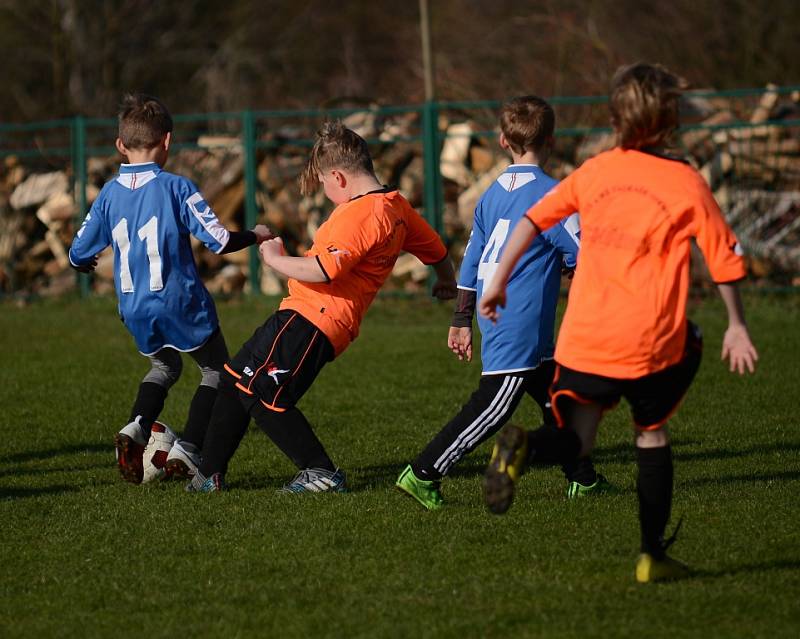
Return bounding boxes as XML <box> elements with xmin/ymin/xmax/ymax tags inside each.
<box><xmin>551</xmin><ymin>321</ymin><xmax>703</xmax><ymax>429</ymax></box>
<box><xmin>224</xmin><ymin>310</ymin><xmax>334</xmax><ymax>413</ymax></box>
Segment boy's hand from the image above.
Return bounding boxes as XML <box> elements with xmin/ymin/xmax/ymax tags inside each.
<box><xmin>252</xmin><ymin>224</ymin><xmax>274</xmax><ymax>243</ymax></box>
<box><xmin>432</xmin><ymin>278</ymin><xmax>457</xmax><ymax>300</ymax></box>
<box><xmin>478</xmin><ymin>283</ymin><xmax>506</xmax><ymax>324</ymax></box>
<box><xmin>721</xmin><ymin>324</ymin><xmax>758</xmax><ymax>374</ymax></box>
<box><xmin>259</xmin><ymin>237</ymin><xmax>285</xmax><ymax>266</ymax></box>
<box><xmin>72</xmin><ymin>256</ymin><xmax>98</xmax><ymax>273</ymax></box>
<box><xmin>448</xmin><ymin>326</ymin><xmax>472</xmax><ymax>362</ymax></box>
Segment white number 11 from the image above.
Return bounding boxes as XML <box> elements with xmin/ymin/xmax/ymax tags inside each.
<box><xmin>111</xmin><ymin>216</ymin><xmax>163</xmax><ymax>293</ymax></box>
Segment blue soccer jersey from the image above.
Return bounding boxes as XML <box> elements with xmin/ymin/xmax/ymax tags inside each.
<box><xmin>458</xmin><ymin>164</ymin><xmax>580</xmax><ymax>374</ymax></box>
<box><xmin>69</xmin><ymin>162</ymin><xmax>231</xmax><ymax>355</ymax></box>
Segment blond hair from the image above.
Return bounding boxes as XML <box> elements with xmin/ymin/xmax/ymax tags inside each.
<box><xmin>299</xmin><ymin>121</ymin><xmax>375</xmax><ymax>195</ymax></box>
<box><xmin>609</xmin><ymin>63</ymin><xmax>687</xmax><ymax>150</ymax></box>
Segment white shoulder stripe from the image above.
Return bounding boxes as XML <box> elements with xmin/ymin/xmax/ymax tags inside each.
<box><xmin>186</xmin><ymin>192</ymin><xmax>230</xmax><ymax>252</ymax></box>
<box><xmin>496</xmin><ymin>172</ymin><xmax>536</xmax><ymax>192</ymax></box>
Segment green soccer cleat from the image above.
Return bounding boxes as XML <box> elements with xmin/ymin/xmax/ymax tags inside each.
<box><xmin>635</xmin><ymin>553</ymin><xmax>690</xmax><ymax>583</ymax></box>
<box><xmin>395</xmin><ymin>464</ymin><xmax>443</xmax><ymax>511</ymax></box>
<box><xmin>483</xmin><ymin>424</ymin><xmax>528</xmax><ymax>515</ymax></box>
<box><xmin>566</xmin><ymin>473</ymin><xmax>613</xmax><ymax>498</ymax></box>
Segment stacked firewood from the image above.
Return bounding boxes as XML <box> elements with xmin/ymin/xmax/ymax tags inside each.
<box><xmin>1</xmin><ymin>86</ymin><xmax>798</xmax><ymax>298</ymax></box>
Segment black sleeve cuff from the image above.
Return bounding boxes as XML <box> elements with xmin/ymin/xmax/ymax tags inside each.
<box><xmin>219</xmin><ymin>230</ymin><xmax>257</xmax><ymax>255</ymax></box>
<box><xmin>315</xmin><ymin>256</ymin><xmax>331</xmax><ymax>283</ymax></box>
<box><xmin>451</xmin><ymin>288</ymin><xmax>476</xmax><ymax>328</ymax></box>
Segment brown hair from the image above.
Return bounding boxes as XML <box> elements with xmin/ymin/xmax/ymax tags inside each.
<box><xmin>299</xmin><ymin>121</ymin><xmax>375</xmax><ymax>195</ymax></box>
<box><xmin>117</xmin><ymin>93</ymin><xmax>173</xmax><ymax>149</ymax></box>
<box><xmin>609</xmin><ymin>63</ymin><xmax>687</xmax><ymax>150</ymax></box>
<box><xmin>499</xmin><ymin>96</ymin><xmax>555</xmax><ymax>155</ymax></box>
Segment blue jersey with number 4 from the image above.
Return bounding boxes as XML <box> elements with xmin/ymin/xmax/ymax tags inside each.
<box><xmin>458</xmin><ymin>164</ymin><xmax>580</xmax><ymax>374</ymax></box>
<box><xmin>69</xmin><ymin>162</ymin><xmax>231</xmax><ymax>355</ymax></box>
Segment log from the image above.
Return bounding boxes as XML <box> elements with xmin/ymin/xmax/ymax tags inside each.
<box><xmin>10</xmin><ymin>171</ymin><xmax>68</xmax><ymax>209</ymax></box>
<box><xmin>440</xmin><ymin>122</ymin><xmax>474</xmax><ymax>187</ymax></box>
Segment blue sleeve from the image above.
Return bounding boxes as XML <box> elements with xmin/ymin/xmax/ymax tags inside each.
<box><xmin>68</xmin><ymin>193</ymin><xmax>110</xmax><ymax>267</ymax></box>
<box><xmin>457</xmin><ymin>200</ymin><xmax>486</xmax><ymax>290</ymax></box>
<box><xmin>545</xmin><ymin>213</ymin><xmax>580</xmax><ymax>269</ymax></box>
<box><xmin>178</xmin><ymin>180</ymin><xmax>231</xmax><ymax>254</ymax></box>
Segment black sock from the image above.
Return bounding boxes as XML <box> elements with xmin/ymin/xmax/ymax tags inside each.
<box><xmin>198</xmin><ymin>379</ymin><xmax>250</xmax><ymax>477</ymax></box>
<box><xmin>252</xmin><ymin>407</ymin><xmax>335</xmax><ymax>472</ymax></box>
<box><xmin>527</xmin><ymin>424</ymin><xmax>596</xmax><ymax>484</ymax></box>
<box><xmin>411</xmin><ymin>462</ymin><xmax>442</xmax><ymax>481</ymax></box>
<box><xmin>181</xmin><ymin>385</ymin><xmax>218</xmax><ymax>449</ymax></box>
<box><xmin>128</xmin><ymin>382</ymin><xmax>168</xmax><ymax>433</ymax></box>
<box><xmin>637</xmin><ymin>445</ymin><xmax>673</xmax><ymax>558</ymax></box>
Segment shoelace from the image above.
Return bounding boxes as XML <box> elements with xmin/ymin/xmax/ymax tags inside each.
<box><xmin>661</xmin><ymin>516</ymin><xmax>684</xmax><ymax>551</ymax></box>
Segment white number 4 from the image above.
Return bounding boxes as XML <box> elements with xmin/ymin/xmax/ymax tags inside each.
<box><xmin>111</xmin><ymin>216</ymin><xmax>164</xmax><ymax>293</ymax></box>
<box><xmin>477</xmin><ymin>218</ymin><xmax>510</xmax><ymax>291</ymax></box>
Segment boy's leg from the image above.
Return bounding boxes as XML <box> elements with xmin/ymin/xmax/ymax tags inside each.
<box><xmin>196</xmin><ymin>374</ymin><xmax>251</xmax><ymax>479</ymax></box>
<box><xmin>116</xmin><ymin>348</ymin><xmax>182</xmax><ymax>483</ymax></box>
<box><xmin>630</xmin><ymin>321</ymin><xmax>701</xmax><ymax>582</ymax></box>
<box><xmin>523</xmin><ymin>361</ymin><xmax>601</xmax><ymax>487</ymax></box>
<box><xmin>250</xmin><ymin>405</ymin><xmax>336</xmax><ymax>471</ymax></box>
<box><xmin>182</xmin><ymin>329</ymin><xmax>230</xmax><ymax>449</ymax></box>
<box><xmin>412</xmin><ymin>373</ymin><xmax>527</xmax><ymax>480</ymax></box>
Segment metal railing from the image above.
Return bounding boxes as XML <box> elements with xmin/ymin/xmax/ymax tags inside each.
<box><xmin>1</xmin><ymin>85</ymin><xmax>798</xmax><ymax>296</ymax></box>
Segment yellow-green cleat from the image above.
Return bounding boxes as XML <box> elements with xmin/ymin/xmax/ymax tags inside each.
<box><xmin>483</xmin><ymin>423</ymin><xmax>528</xmax><ymax>515</ymax></box>
<box><xmin>635</xmin><ymin>553</ymin><xmax>690</xmax><ymax>583</ymax></box>
<box><xmin>396</xmin><ymin>464</ymin><xmax>443</xmax><ymax>511</ymax></box>
<box><xmin>566</xmin><ymin>473</ymin><xmax>613</xmax><ymax>498</ymax></box>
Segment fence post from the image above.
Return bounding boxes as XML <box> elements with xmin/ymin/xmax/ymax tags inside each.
<box><xmin>421</xmin><ymin>100</ymin><xmax>444</xmax><ymax>236</ymax></box>
<box><xmin>72</xmin><ymin>115</ymin><xmax>90</xmax><ymax>297</ymax></box>
<box><xmin>242</xmin><ymin>110</ymin><xmax>260</xmax><ymax>294</ymax></box>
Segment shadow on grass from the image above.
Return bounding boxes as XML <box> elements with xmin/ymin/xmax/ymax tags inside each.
<box><xmin>592</xmin><ymin>440</ymin><xmax>800</xmax><ymax>465</ymax></box>
<box><xmin>0</xmin><ymin>443</ymin><xmax>110</xmax><ymax>464</ymax></box>
<box><xmin>0</xmin><ymin>462</ymin><xmax>111</xmax><ymax>480</ymax></box>
<box><xmin>693</xmin><ymin>558</ymin><xmax>800</xmax><ymax>579</ymax></box>
<box><xmin>681</xmin><ymin>469</ymin><xmax>800</xmax><ymax>488</ymax></box>
<box><xmin>0</xmin><ymin>484</ymin><xmax>80</xmax><ymax>500</ymax></box>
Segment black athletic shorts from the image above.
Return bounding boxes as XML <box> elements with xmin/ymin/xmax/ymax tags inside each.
<box><xmin>550</xmin><ymin>321</ymin><xmax>703</xmax><ymax>429</ymax></box>
<box><xmin>224</xmin><ymin>310</ymin><xmax>334</xmax><ymax>413</ymax></box>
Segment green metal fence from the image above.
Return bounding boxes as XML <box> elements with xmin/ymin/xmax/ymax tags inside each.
<box><xmin>1</xmin><ymin>86</ymin><xmax>799</xmax><ymax>297</ymax></box>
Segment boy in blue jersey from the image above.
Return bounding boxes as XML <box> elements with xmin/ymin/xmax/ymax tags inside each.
<box><xmin>69</xmin><ymin>94</ymin><xmax>271</xmax><ymax>484</ymax></box>
<box><xmin>396</xmin><ymin>96</ymin><xmax>607</xmax><ymax>510</ymax></box>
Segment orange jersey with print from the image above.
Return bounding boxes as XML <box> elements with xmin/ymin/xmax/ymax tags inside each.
<box><xmin>526</xmin><ymin>148</ymin><xmax>746</xmax><ymax>378</ymax></box>
<box><xmin>280</xmin><ymin>189</ymin><xmax>446</xmax><ymax>356</ymax></box>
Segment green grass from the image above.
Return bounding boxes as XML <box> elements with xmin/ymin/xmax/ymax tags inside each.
<box><xmin>1</xmin><ymin>293</ymin><xmax>799</xmax><ymax>638</ymax></box>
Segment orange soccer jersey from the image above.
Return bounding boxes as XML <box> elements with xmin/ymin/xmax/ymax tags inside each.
<box><xmin>280</xmin><ymin>189</ymin><xmax>447</xmax><ymax>356</ymax></box>
<box><xmin>525</xmin><ymin>148</ymin><xmax>746</xmax><ymax>379</ymax></box>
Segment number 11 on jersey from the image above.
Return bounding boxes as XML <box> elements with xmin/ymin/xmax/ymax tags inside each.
<box><xmin>111</xmin><ymin>216</ymin><xmax>164</xmax><ymax>293</ymax></box>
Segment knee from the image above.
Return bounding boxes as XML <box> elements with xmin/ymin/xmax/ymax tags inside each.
<box><xmin>198</xmin><ymin>366</ymin><xmax>222</xmax><ymax>389</ymax></box>
<box><xmin>635</xmin><ymin>425</ymin><xmax>670</xmax><ymax>448</ymax></box>
<box><xmin>144</xmin><ymin>357</ymin><xmax>182</xmax><ymax>389</ymax></box>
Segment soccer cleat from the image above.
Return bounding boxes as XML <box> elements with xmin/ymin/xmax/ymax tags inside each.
<box><xmin>185</xmin><ymin>471</ymin><xmax>226</xmax><ymax>493</ymax></box>
<box><xmin>395</xmin><ymin>464</ymin><xmax>443</xmax><ymax>511</ymax></box>
<box><xmin>635</xmin><ymin>553</ymin><xmax>690</xmax><ymax>583</ymax></box>
<box><xmin>566</xmin><ymin>473</ymin><xmax>613</xmax><ymax>498</ymax></box>
<box><xmin>483</xmin><ymin>423</ymin><xmax>528</xmax><ymax>515</ymax></box>
<box><xmin>141</xmin><ymin>422</ymin><xmax>177</xmax><ymax>483</ymax></box>
<box><xmin>114</xmin><ymin>419</ymin><xmax>148</xmax><ymax>484</ymax></box>
<box><xmin>164</xmin><ymin>439</ymin><xmax>201</xmax><ymax>479</ymax></box>
<box><xmin>279</xmin><ymin>468</ymin><xmax>347</xmax><ymax>494</ymax></box>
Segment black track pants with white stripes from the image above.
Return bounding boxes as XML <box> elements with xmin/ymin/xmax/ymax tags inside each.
<box><xmin>413</xmin><ymin>363</ymin><xmax>557</xmax><ymax>481</ymax></box>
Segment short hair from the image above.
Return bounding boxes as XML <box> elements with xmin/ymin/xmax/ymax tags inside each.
<box><xmin>609</xmin><ymin>63</ymin><xmax>687</xmax><ymax>150</ymax></box>
<box><xmin>299</xmin><ymin>121</ymin><xmax>375</xmax><ymax>195</ymax></box>
<box><xmin>117</xmin><ymin>93</ymin><xmax>173</xmax><ymax>149</ymax></box>
<box><xmin>499</xmin><ymin>96</ymin><xmax>555</xmax><ymax>155</ymax></box>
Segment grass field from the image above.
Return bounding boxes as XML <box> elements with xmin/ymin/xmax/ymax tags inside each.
<box><xmin>1</xmin><ymin>293</ymin><xmax>799</xmax><ymax>638</ymax></box>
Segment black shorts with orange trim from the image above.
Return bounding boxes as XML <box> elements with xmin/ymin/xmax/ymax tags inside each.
<box><xmin>551</xmin><ymin>321</ymin><xmax>703</xmax><ymax>430</ymax></box>
<box><xmin>224</xmin><ymin>310</ymin><xmax>334</xmax><ymax>413</ymax></box>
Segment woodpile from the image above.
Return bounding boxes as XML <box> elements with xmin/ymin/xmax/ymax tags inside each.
<box><xmin>2</xmin><ymin>86</ymin><xmax>799</xmax><ymax>299</ymax></box>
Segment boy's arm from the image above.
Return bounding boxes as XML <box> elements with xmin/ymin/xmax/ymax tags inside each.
<box><xmin>69</xmin><ymin>198</ymin><xmax>110</xmax><ymax>272</ymax></box>
<box><xmin>718</xmin><ymin>283</ymin><xmax>758</xmax><ymax>374</ymax></box>
<box><xmin>402</xmin><ymin>211</ymin><xmax>456</xmax><ymax>300</ymax></box>
<box><xmin>259</xmin><ymin>238</ymin><xmax>327</xmax><ymax>283</ymax></box>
